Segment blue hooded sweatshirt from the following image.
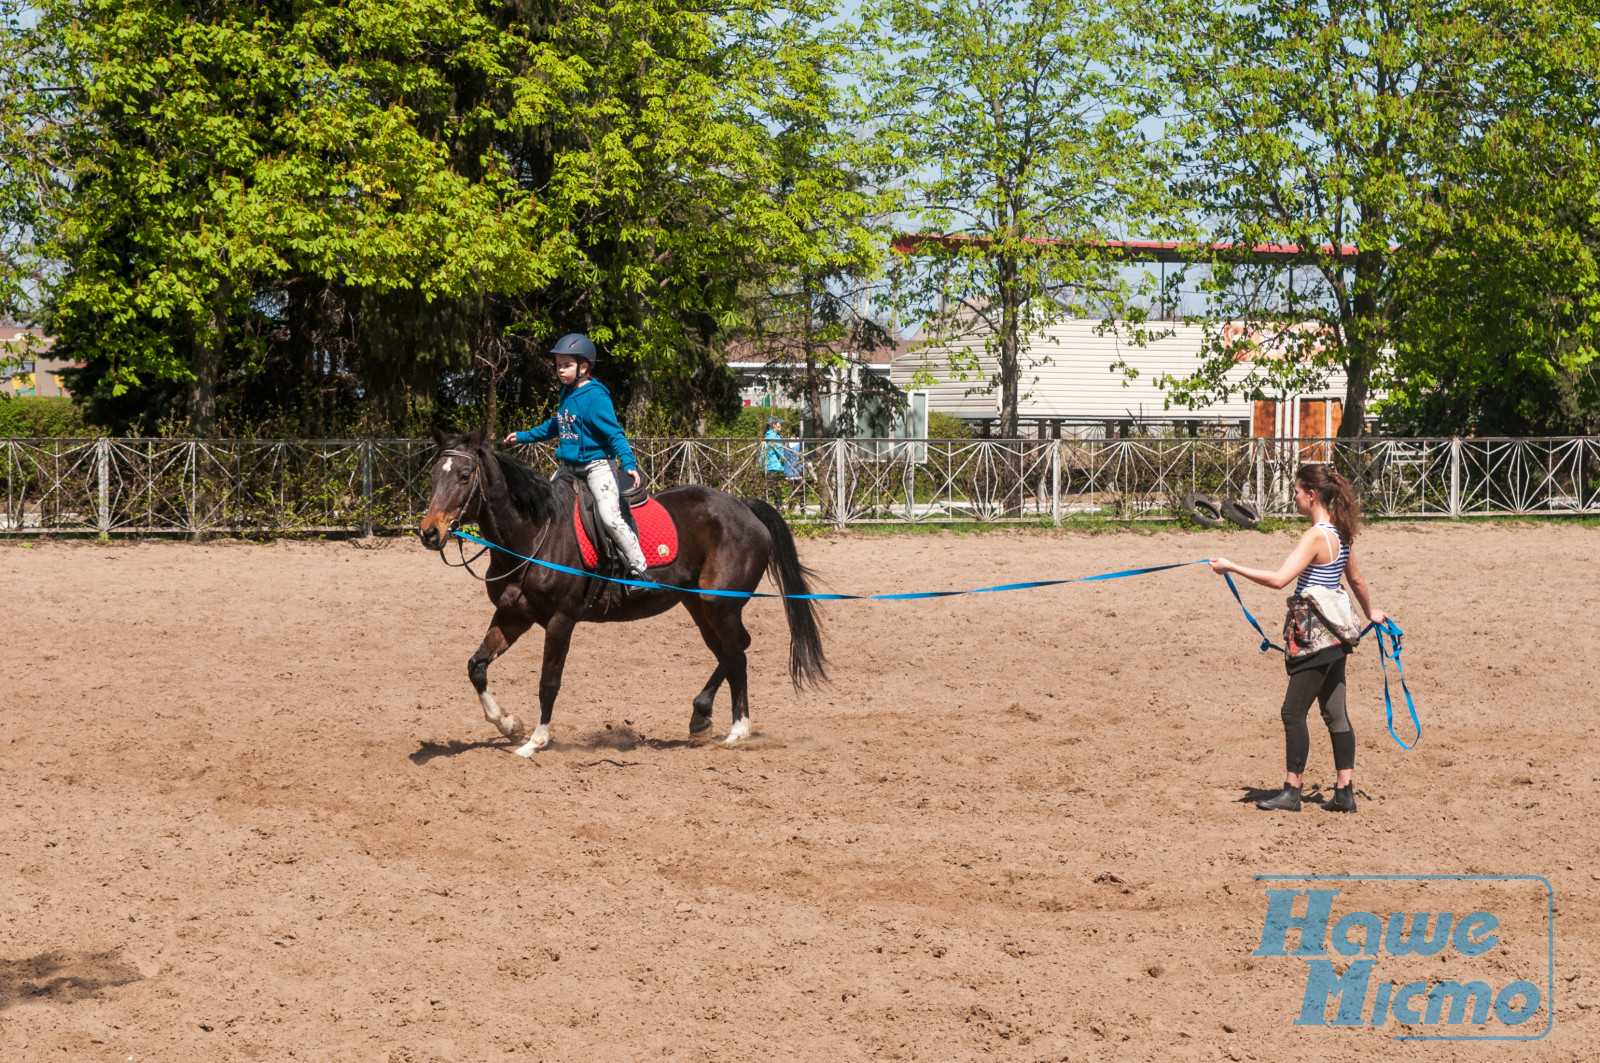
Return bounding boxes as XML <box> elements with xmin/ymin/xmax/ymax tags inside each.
<box><xmin>513</xmin><ymin>380</ymin><xmax>637</xmax><ymax>471</ymax></box>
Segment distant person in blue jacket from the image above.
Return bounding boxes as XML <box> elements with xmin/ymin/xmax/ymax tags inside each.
<box><xmin>762</xmin><ymin>417</ymin><xmax>787</xmax><ymax>508</ymax></box>
<box><xmin>503</xmin><ymin>334</ymin><xmax>652</xmax><ymax>582</ymax></box>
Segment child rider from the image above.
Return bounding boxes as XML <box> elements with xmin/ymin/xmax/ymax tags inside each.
<box><xmin>503</xmin><ymin>333</ymin><xmax>654</xmax><ymax>586</ymax></box>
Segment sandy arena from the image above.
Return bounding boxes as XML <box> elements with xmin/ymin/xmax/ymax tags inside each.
<box><xmin>1</xmin><ymin>522</ymin><xmax>1596</xmax><ymax>1061</ymax></box>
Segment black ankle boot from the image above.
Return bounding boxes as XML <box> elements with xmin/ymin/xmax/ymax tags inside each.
<box><xmin>1256</xmin><ymin>784</ymin><xmax>1302</xmax><ymax>811</ymax></box>
<box><xmin>1322</xmin><ymin>784</ymin><xmax>1357</xmax><ymax>813</ymax></box>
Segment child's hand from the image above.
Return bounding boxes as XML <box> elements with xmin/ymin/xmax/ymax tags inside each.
<box><xmin>503</xmin><ymin>433</ymin><xmax>517</xmax><ymax>445</ymax></box>
<box><xmin>628</xmin><ymin>469</ymin><xmax>642</xmax><ymax>490</ymax></box>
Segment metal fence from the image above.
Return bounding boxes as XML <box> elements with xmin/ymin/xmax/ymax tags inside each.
<box><xmin>3</xmin><ymin>435</ymin><xmax>1597</xmax><ymax>534</ymax></box>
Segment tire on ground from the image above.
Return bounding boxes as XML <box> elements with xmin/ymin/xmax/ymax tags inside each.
<box><xmin>1180</xmin><ymin>491</ymin><xmax>1224</xmax><ymax>528</ymax></box>
<box><xmin>1222</xmin><ymin>497</ymin><xmax>1261</xmax><ymax>529</ymax></box>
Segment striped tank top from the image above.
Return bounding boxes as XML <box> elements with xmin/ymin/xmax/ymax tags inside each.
<box><xmin>1296</xmin><ymin>522</ymin><xmax>1349</xmax><ymax>592</ymax></box>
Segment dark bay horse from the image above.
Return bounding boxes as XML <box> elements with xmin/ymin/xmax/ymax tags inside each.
<box><xmin>418</xmin><ymin>427</ymin><xmax>827</xmax><ymax>753</ymax></box>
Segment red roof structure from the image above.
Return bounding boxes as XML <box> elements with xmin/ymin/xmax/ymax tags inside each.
<box><xmin>891</xmin><ymin>233</ymin><xmax>1365</xmax><ymax>264</ymax></box>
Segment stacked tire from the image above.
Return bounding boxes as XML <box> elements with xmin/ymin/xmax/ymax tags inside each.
<box><xmin>1180</xmin><ymin>493</ymin><xmax>1261</xmax><ymax>530</ymax></box>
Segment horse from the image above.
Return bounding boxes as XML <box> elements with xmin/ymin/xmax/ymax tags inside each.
<box><xmin>417</xmin><ymin>427</ymin><xmax>828</xmax><ymax>754</ymax></box>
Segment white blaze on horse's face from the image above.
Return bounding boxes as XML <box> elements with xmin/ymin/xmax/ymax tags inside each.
<box><xmin>421</xmin><ymin>448</ymin><xmax>479</xmax><ymax>548</ymax></box>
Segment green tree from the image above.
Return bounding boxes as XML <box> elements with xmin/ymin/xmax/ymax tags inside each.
<box><xmin>716</xmin><ymin>15</ymin><xmax>893</xmax><ymax>438</ymax></box>
<box><xmin>856</xmin><ymin>0</ymin><xmax>1161</xmax><ymax>438</ymax></box>
<box><xmin>509</xmin><ymin>0</ymin><xmax>866</xmax><ymax>430</ymax></box>
<box><xmin>0</xmin><ymin>0</ymin><xmax>59</xmax><ymax>350</ymax></box>
<box><xmin>5</xmin><ymin>0</ymin><xmax>862</xmax><ymax>436</ymax></box>
<box><xmin>1150</xmin><ymin>0</ymin><xmax>1524</xmax><ymax>436</ymax></box>
<box><xmin>16</xmin><ymin>0</ymin><xmax>559</xmax><ymax>433</ymax></box>
<box><xmin>1383</xmin><ymin>7</ymin><xmax>1600</xmax><ymax>436</ymax></box>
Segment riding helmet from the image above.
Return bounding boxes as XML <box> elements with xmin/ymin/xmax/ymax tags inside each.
<box><xmin>550</xmin><ymin>333</ymin><xmax>597</xmax><ymax>363</ymax></box>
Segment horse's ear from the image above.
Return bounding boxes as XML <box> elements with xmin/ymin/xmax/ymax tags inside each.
<box><xmin>432</xmin><ymin>425</ymin><xmax>450</xmax><ymax>448</ymax></box>
<box><xmin>465</xmin><ymin>426</ymin><xmax>486</xmax><ymax>447</ymax></box>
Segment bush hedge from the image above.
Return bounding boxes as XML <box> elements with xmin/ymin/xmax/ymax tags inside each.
<box><xmin>0</xmin><ymin>396</ymin><xmax>100</xmax><ymax>437</ymax></box>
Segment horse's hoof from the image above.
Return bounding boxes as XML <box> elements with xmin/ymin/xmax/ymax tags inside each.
<box><xmin>724</xmin><ymin>718</ymin><xmax>752</xmax><ymax>744</ymax></box>
<box><xmin>512</xmin><ymin>724</ymin><xmax>550</xmax><ymax>757</ymax></box>
<box><xmin>689</xmin><ymin>712</ymin><xmax>714</xmax><ymax>737</ymax></box>
<box><xmin>497</xmin><ymin>714</ymin><xmax>525</xmax><ymax>738</ymax></box>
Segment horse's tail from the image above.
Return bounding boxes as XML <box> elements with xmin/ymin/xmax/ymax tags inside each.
<box><xmin>743</xmin><ymin>497</ymin><xmax>828</xmax><ymax>690</ymax></box>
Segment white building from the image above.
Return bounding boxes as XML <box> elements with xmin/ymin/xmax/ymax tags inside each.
<box><xmin>888</xmin><ymin>317</ymin><xmax>1351</xmax><ymax>438</ymax></box>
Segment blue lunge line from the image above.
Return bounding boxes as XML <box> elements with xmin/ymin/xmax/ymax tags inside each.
<box><xmin>450</xmin><ymin>529</ymin><xmax>1207</xmax><ymax>601</ymax></box>
<box><xmin>1222</xmin><ymin>572</ymin><xmax>1284</xmax><ymax>653</ymax></box>
<box><xmin>451</xmin><ymin>529</ymin><xmax>1421</xmax><ymax>748</ymax></box>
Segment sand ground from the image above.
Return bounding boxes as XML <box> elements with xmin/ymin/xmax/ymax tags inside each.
<box><xmin>1</xmin><ymin>521</ymin><xmax>1596</xmax><ymax>1061</ymax></box>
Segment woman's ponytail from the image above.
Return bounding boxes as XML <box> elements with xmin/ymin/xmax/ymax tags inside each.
<box><xmin>1295</xmin><ymin>463</ymin><xmax>1361</xmax><ymax>543</ymax></box>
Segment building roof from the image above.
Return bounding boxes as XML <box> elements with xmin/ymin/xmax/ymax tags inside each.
<box><xmin>891</xmin><ymin>233</ymin><xmax>1373</xmax><ymax>264</ymax></box>
<box><xmin>0</xmin><ymin>326</ymin><xmax>52</xmax><ymax>353</ymax></box>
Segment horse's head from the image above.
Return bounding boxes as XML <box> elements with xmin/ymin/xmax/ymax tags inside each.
<box><xmin>420</xmin><ymin>426</ymin><xmax>488</xmax><ymax>551</ymax></box>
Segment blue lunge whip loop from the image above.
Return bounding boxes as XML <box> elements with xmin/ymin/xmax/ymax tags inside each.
<box><xmin>450</xmin><ymin>529</ymin><xmax>1208</xmax><ymax>601</ymax></box>
<box><xmin>1372</xmin><ymin>618</ymin><xmax>1421</xmax><ymax>750</ymax></box>
<box><xmin>1222</xmin><ymin>571</ymin><xmax>1420</xmax><ymax>750</ymax></box>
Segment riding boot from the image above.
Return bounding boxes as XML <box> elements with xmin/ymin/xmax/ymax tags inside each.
<box><xmin>1256</xmin><ymin>784</ymin><xmax>1302</xmax><ymax>812</ymax></box>
<box><xmin>1322</xmin><ymin>784</ymin><xmax>1357</xmax><ymax>813</ymax></box>
<box><xmin>623</xmin><ymin>566</ymin><xmax>659</xmax><ymax>597</ymax></box>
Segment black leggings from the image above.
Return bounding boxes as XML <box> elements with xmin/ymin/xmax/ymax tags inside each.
<box><xmin>1281</xmin><ymin>656</ymin><xmax>1355</xmax><ymax>774</ymax></box>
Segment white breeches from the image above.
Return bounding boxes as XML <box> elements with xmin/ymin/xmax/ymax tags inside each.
<box><xmin>580</xmin><ymin>459</ymin><xmax>648</xmax><ymax>575</ymax></box>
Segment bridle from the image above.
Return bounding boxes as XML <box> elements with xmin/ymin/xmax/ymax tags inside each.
<box><xmin>433</xmin><ymin>445</ymin><xmax>548</xmax><ymax>583</ymax></box>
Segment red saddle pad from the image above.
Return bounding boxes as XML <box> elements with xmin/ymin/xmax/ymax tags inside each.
<box><xmin>574</xmin><ymin>497</ymin><xmax>679</xmax><ymax>570</ymax></box>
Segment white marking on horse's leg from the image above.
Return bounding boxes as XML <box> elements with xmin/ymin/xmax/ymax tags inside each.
<box><xmin>513</xmin><ymin>723</ymin><xmax>550</xmax><ymax>758</ymax></box>
<box><xmin>725</xmin><ymin>717</ymin><xmax>751</xmax><ymax>744</ymax></box>
<box><xmin>479</xmin><ymin>687</ymin><xmax>522</xmax><ymax>737</ymax></box>
<box><xmin>479</xmin><ymin>687</ymin><xmax>503</xmax><ymax>725</ymax></box>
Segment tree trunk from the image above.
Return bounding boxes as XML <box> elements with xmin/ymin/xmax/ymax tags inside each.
<box><xmin>485</xmin><ymin>366</ymin><xmax>498</xmax><ymax>440</ymax></box>
<box><xmin>188</xmin><ymin>286</ymin><xmax>227</xmax><ymax>436</ymax></box>
<box><xmin>1338</xmin><ymin>249</ymin><xmax>1384</xmax><ymax>437</ymax></box>
<box><xmin>287</xmin><ymin>282</ymin><xmax>321</xmax><ymax>437</ymax></box>
<box><xmin>998</xmin><ymin>254</ymin><xmax>1021</xmax><ymax>439</ymax></box>
<box><xmin>803</xmin><ymin>278</ymin><xmax>824</xmax><ymax>435</ymax></box>
<box><xmin>627</xmin><ymin>364</ymin><xmax>652</xmax><ymax>426</ymax></box>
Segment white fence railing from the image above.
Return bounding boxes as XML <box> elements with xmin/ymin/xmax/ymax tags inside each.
<box><xmin>3</xmin><ymin>436</ymin><xmax>1597</xmax><ymax>534</ymax></box>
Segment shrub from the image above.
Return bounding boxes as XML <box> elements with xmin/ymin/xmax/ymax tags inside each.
<box><xmin>927</xmin><ymin>411</ymin><xmax>972</xmax><ymax>438</ymax></box>
<box><xmin>0</xmin><ymin>396</ymin><xmax>100</xmax><ymax>437</ymax></box>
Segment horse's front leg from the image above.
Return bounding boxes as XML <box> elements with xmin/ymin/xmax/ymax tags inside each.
<box><xmin>513</xmin><ymin>612</ymin><xmax>576</xmax><ymax>757</ymax></box>
<box><xmin>468</xmin><ymin>608</ymin><xmax>532</xmax><ymax>738</ymax></box>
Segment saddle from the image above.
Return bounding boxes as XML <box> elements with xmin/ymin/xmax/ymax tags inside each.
<box><xmin>558</xmin><ymin>460</ymin><xmax>679</xmax><ymax>577</ymax></box>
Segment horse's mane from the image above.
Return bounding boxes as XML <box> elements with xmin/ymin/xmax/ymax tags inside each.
<box><xmin>492</xmin><ymin>449</ymin><xmax>562</xmax><ymax>525</ymax></box>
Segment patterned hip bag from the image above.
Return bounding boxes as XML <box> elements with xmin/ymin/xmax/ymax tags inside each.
<box><xmin>1283</xmin><ymin>586</ymin><xmax>1367</xmax><ymax>660</ymax></box>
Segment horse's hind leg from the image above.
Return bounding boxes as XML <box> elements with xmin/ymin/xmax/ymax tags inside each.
<box><xmin>514</xmin><ymin>612</ymin><xmax>576</xmax><ymax>757</ymax></box>
<box><xmin>683</xmin><ymin>599</ymin><xmax>726</xmax><ymax>740</ymax></box>
<box><xmin>469</xmin><ymin>608</ymin><xmax>532</xmax><ymax>738</ymax></box>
